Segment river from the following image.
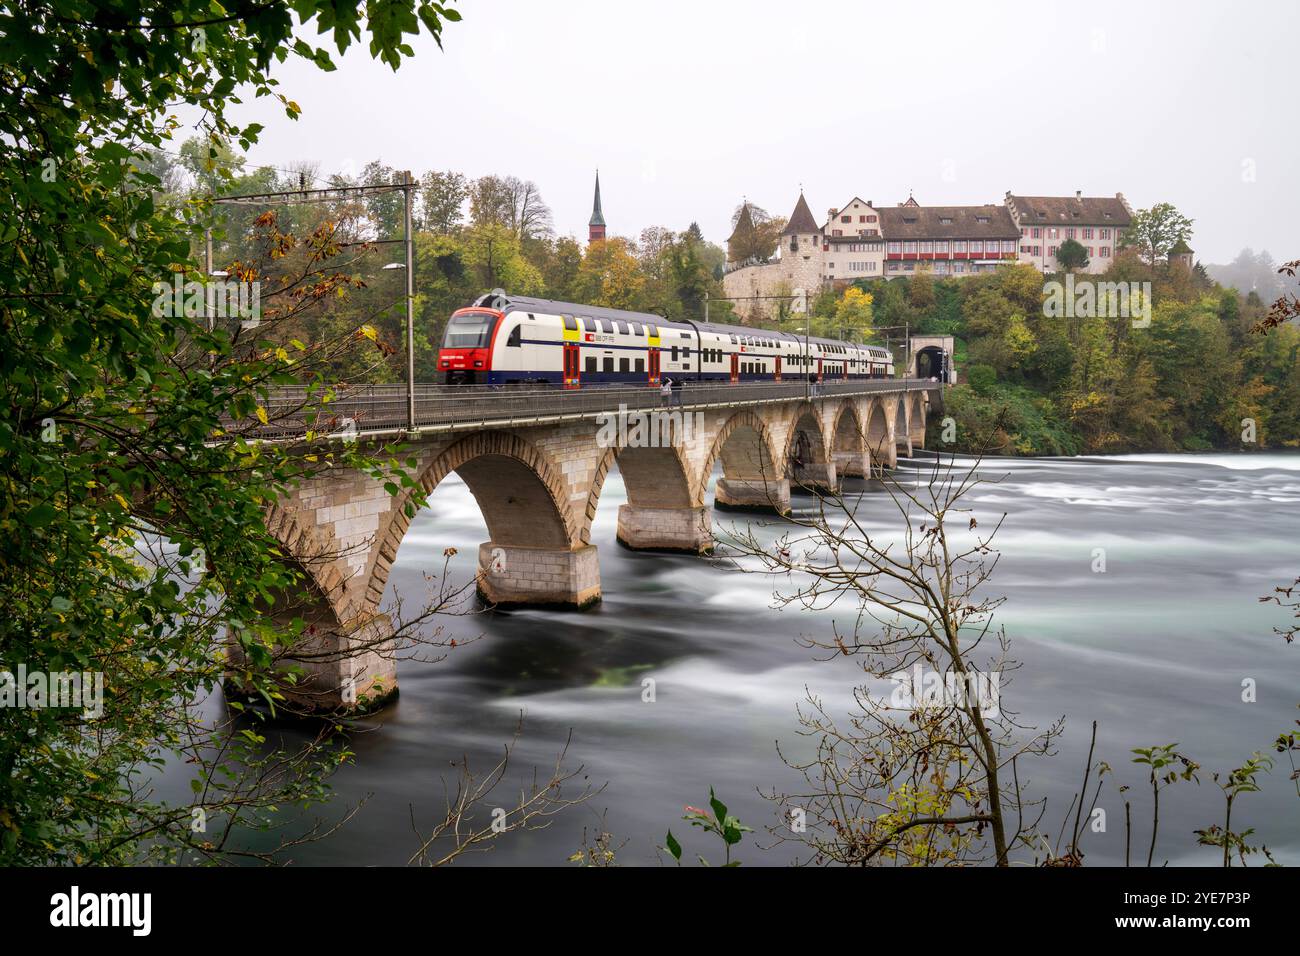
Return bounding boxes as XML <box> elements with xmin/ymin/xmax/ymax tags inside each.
<box><xmin>223</xmin><ymin>452</ymin><xmax>1300</xmax><ymax>866</ymax></box>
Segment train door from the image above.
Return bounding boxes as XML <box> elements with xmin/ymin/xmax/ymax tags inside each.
<box><xmin>730</xmin><ymin>353</ymin><xmax>739</xmax><ymax>384</ymax></box>
<box><xmin>563</xmin><ymin>343</ymin><xmax>580</xmax><ymax>389</ymax></box>
<box><xmin>774</xmin><ymin>355</ymin><xmax>782</xmax><ymax>382</ymax></box>
<box><xmin>816</xmin><ymin>357</ymin><xmax>823</xmax><ymax>382</ymax></box>
<box><xmin>842</xmin><ymin>359</ymin><xmax>848</xmax><ymax>382</ymax></box>
<box><xmin>648</xmin><ymin>347</ymin><xmax>660</xmax><ymax>384</ymax></box>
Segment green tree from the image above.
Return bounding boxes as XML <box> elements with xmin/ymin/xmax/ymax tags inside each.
<box><xmin>0</xmin><ymin>0</ymin><xmax>461</xmax><ymax>865</ymax></box>
<box><xmin>1055</xmin><ymin>237</ymin><xmax>1090</xmax><ymax>272</ymax></box>
<box><xmin>1120</xmin><ymin>202</ymin><xmax>1194</xmax><ymax>270</ymax></box>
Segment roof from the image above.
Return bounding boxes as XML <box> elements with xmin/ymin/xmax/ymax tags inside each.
<box><xmin>589</xmin><ymin>171</ymin><xmax>605</xmax><ymax>227</ymax></box>
<box><xmin>1170</xmin><ymin>238</ymin><xmax>1193</xmax><ymax>254</ymax></box>
<box><xmin>727</xmin><ymin>202</ymin><xmax>755</xmax><ymax>244</ymax></box>
<box><xmin>781</xmin><ymin>192</ymin><xmax>820</xmax><ymax>236</ymax></box>
<box><xmin>877</xmin><ymin>204</ymin><xmax>1020</xmax><ymax>240</ymax></box>
<box><xmin>1006</xmin><ymin>194</ymin><xmax>1131</xmax><ymax>227</ymax></box>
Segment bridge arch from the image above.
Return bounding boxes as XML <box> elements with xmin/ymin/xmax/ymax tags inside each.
<box><xmin>703</xmin><ymin>409</ymin><xmax>788</xmax><ymax>513</ymax></box>
<box><xmin>582</xmin><ymin>438</ymin><xmax>702</xmax><ymax>551</ymax></box>
<box><xmin>909</xmin><ymin>393</ymin><xmax>927</xmax><ymax>447</ymax></box>
<box><xmin>865</xmin><ymin>399</ymin><xmax>892</xmax><ymax>472</ymax></box>
<box><xmin>831</xmin><ymin>402</ymin><xmax>867</xmax><ymax>478</ymax></box>
<box><xmin>893</xmin><ymin>396</ymin><xmax>911</xmax><ymax>457</ymax></box>
<box><xmin>364</xmin><ymin>430</ymin><xmax>578</xmax><ymax>609</ymax></box>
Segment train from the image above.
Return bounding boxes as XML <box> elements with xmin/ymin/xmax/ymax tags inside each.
<box><xmin>436</xmin><ymin>291</ymin><xmax>896</xmax><ymax>387</ymax></box>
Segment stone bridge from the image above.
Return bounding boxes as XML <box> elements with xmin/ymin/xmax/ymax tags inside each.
<box><xmin>246</xmin><ymin>380</ymin><xmax>938</xmax><ymax>711</ymax></box>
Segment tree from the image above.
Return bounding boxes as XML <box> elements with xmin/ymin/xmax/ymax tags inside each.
<box><xmin>724</xmin><ymin>454</ymin><xmax>1061</xmax><ymax>865</ymax></box>
<box><xmin>0</xmin><ymin>0</ymin><xmax>472</xmax><ymax>865</ymax></box>
<box><xmin>469</xmin><ymin>174</ymin><xmax>552</xmax><ymax>241</ymax></box>
<box><xmin>834</xmin><ymin>286</ymin><xmax>874</xmax><ymax>337</ymax></box>
<box><xmin>727</xmin><ymin>203</ymin><xmax>784</xmax><ymax>264</ymax></box>
<box><xmin>576</xmin><ymin>237</ymin><xmax>644</xmax><ymax>310</ymax></box>
<box><xmin>1119</xmin><ymin>202</ymin><xmax>1194</xmax><ymax>270</ymax></box>
<box><xmin>1055</xmin><ymin>237</ymin><xmax>1090</xmax><ymax>272</ymax></box>
<box><xmin>419</xmin><ymin>169</ymin><xmax>468</xmax><ymax>233</ymax></box>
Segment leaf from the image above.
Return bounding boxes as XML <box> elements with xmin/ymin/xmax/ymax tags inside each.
<box><xmin>665</xmin><ymin>830</ymin><xmax>681</xmax><ymax>860</ymax></box>
<box><xmin>255</xmin><ymin>406</ymin><xmax>268</xmax><ymax>425</ymax></box>
<box><xmin>709</xmin><ymin>788</ymin><xmax>727</xmax><ymax>825</ymax></box>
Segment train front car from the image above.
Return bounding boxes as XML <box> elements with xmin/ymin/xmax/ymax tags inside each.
<box><xmin>438</xmin><ymin>307</ymin><xmax>502</xmax><ymax>384</ymax></box>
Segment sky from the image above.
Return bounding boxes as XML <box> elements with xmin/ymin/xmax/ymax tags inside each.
<box><xmin>190</xmin><ymin>0</ymin><xmax>1299</xmax><ymax>264</ymax></box>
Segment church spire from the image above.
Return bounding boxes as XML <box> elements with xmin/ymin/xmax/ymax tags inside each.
<box><xmin>588</xmin><ymin>169</ymin><xmax>606</xmax><ymax>242</ymax></box>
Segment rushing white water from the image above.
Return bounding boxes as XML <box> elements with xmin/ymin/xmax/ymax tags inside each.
<box><xmin>216</xmin><ymin>452</ymin><xmax>1300</xmax><ymax>866</ymax></box>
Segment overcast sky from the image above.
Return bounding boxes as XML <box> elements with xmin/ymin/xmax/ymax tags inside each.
<box><xmin>199</xmin><ymin>0</ymin><xmax>1298</xmax><ymax>263</ymax></box>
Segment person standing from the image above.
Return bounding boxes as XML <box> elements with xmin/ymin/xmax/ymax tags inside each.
<box><xmin>660</xmin><ymin>375</ymin><xmax>672</xmax><ymax>407</ymax></box>
<box><xmin>671</xmin><ymin>373</ymin><xmax>684</xmax><ymax>407</ymax></box>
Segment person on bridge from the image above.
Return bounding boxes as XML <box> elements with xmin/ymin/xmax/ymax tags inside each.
<box><xmin>671</xmin><ymin>374</ymin><xmax>684</xmax><ymax>407</ymax></box>
<box><xmin>660</xmin><ymin>376</ymin><xmax>672</xmax><ymax>407</ymax></box>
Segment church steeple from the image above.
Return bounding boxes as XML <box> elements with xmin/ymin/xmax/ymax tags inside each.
<box><xmin>588</xmin><ymin>169</ymin><xmax>606</xmax><ymax>242</ymax></box>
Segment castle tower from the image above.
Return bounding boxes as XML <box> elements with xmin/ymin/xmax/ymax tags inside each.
<box><xmin>780</xmin><ymin>191</ymin><xmax>824</xmax><ymax>301</ymax></box>
<box><xmin>1169</xmin><ymin>238</ymin><xmax>1194</xmax><ymax>271</ymax></box>
<box><xmin>588</xmin><ymin>170</ymin><xmax>606</xmax><ymax>243</ymax></box>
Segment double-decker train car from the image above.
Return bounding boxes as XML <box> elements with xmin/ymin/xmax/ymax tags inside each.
<box><xmin>437</xmin><ymin>291</ymin><xmax>895</xmax><ymax>386</ymax></box>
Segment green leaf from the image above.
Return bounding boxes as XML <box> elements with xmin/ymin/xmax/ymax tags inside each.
<box><xmin>665</xmin><ymin>830</ymin><xmax>681</xmax><ymax>861</ymax></box>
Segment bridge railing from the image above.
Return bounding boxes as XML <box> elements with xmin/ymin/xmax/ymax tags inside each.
<box><xmin>252</xmin><ymin>379</ymin><xmax>937</xmax><ymax>439</ymax></box>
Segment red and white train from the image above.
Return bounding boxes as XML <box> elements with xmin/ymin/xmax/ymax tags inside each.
<box><xmin>437</xmin><ymin>291</ymin><xmax>895</xmax><ymax>387</ymax></box>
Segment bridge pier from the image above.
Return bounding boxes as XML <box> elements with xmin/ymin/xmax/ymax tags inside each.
<box><xmin>792</xmin><ymin>461</ymin><xmax>838</xmax><ymax>492</ymax></box>
<box><xmin>616</xmin><ymin>504</ymin><xmax>713</xmax><ymax>554</ymax></box>
<box><xmin>834</xmin><ymin>450</ymin><xmax>869</xmax><ymax>479</ymax></box>
<box><xmin>476</xmin><ymin>542</ymin><xmax>601</xmax><ymax>609</ymax></box>
<box><xmin>225</xmin><ymin>609</ymin><xmax>398</xmax><ymax>715</ymax></box>
<box><xmin>715</xmin><ymin>477</ymin><xmax>791</xmax><ymax>515</ymax></box>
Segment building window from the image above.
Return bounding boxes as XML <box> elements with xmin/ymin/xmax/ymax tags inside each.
<box><xmin>954</xmin><ymin>240</ymin><xmax>966</xmax><ymax>253</ymax></box>
<box><xmin>888</xmin><ymin>241</ymin><xmax>901</xmax><ymax>254</ymax></box>
<box><xmin>1100</xmin><ymin>246</ymin><xmax>1110</xmax><ymax>257</ymax></box>
<box><xmin>1083</xmin><ymin>228</ymin><xmax>1093</xmax><ymax>240</ymax></box>
<box><xmin>903</xmin><ymin>241</ymin><xmax>917</xmax><ymax>253</ymax></box>
<box><xmin>1032</xmin><ymin>228</ymin><xmax>1041</xmax><ymax>239</ymax></box>
<box><xmin>1100</xmin><ymin>228</ymin><xmax>1111</xmax><ymax>239</ymax></box>
<box><xmin>1066</xmin><ymin>228</ymin><xmax>1075</xmax><ymax>239</ymax></box>
<box><xmin>841</xmin><ymin>215</ymin><xmax>851</xmax><ymax>223</ymax></box>
<box><xmin>970</xmin><ymin>241</ymin><xmax>983</xmax><ymax>255</ymax></box>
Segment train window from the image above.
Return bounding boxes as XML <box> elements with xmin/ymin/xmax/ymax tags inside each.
<box><xmin>648</xmin><ymin>324</ymin><xmax>659</xmax><ymax>338</ymax></box>
<box><xmin>617</xmin><ymin>321</ymin><xmax>630</xmax><ymax>335</ymax></box>
<box><xmin>635</xmin><ymin>358</ymin><xmax>645</xmax><ymax>373</ymax></box>
<box><xmin>619</xmin><ymin>357</ymin><xmax>630</xmax><ymax>372</ymax></box>
<box><xmin>603</xmin><ymin>357</ymin><xmax>614</xmax><ymax>372</ymax></box>
<box><xmin>632</xmin><ymin>322</ymin><xmax>643</xmax><ymax>336</ymax></box>
<box><xmin>506</xmin><ymin>325</ymin><xmax>521</xmax><ymax>347</ymax></box>
<box><xmin>585</xmin><ymin>356</ymin><xmax>597</xmax><ymax>373</ymax></box>
<box><xmin>680</xmin><ymin>332</ymin><xmax>690</xmax><ymax>339</ymax></box>
<box><xmin>563</xmin><ymin>315</ymin><xmax>577</xmax><ymax>332</ymax></box>
<box><xmin>671</xmin><ymin>346</ymin><xmax>679</xmax><ymax>360</ymax></box>
<box><xmin>729</xmin><ymin>335</ymin><xmax>737</xmax><ymax>344</ymax></box>
<box><xmin>580</xmin><ymin>317</ymin><xmax>594</xmax><ymax>332</ymax></box>
<box><xmin>600</xmin><ymin>319</ymin><xmax>614</xmax><ymax>334</ymax></box>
